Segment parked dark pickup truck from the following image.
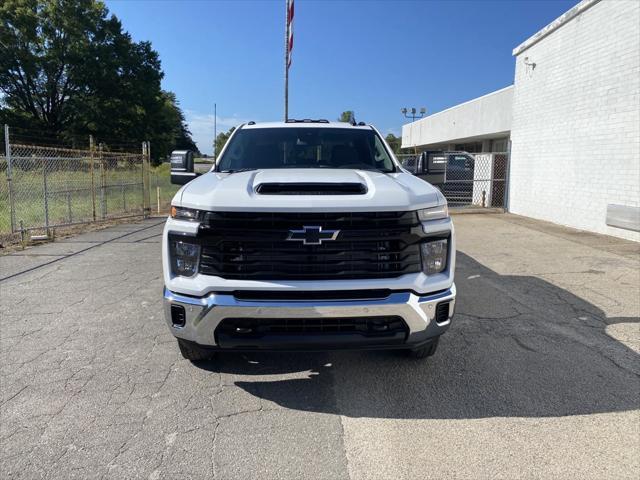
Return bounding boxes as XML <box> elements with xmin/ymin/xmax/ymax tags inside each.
<box><xmin>402</xmin><ymin>151</ymin><xmax>475</xmax><ymax>206</ymax></box>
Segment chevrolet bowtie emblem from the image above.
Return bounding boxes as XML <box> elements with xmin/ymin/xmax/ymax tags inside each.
<box><xmin>287</xmin><ymin>226</ymin><xmax>340</xmax><ymax>245</ymax></box>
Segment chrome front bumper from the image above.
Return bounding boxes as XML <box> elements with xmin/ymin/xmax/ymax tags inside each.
<box><xmin>163</xmin><ymin>285</ymin><xmax>456</xmax><ymax>349</ymax></box>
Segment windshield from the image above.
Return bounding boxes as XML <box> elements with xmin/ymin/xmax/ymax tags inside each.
<box><xmin>217</xmin><ymin>127</ymin><xmax>396</xmax><ymax>173</ymax></box>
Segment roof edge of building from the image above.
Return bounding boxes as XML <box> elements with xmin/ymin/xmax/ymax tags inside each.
<box><xmin>409</xmin><ymin>131</ymin><xmax>511</xmax><ymax>149</ymax></box>
<box><xmin>404</xmin><ymin>85</ymin><xmax>513</xmax><ymax>128</ymax></box>
<box><xmin>512</xmin><ymin>0</ymin><xmax>602</xmax><ymax>57</ymax></box>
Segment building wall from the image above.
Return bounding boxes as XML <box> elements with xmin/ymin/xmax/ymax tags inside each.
<box><xmin>401</xmin><ymin>86</ymin><xmax>513</xmax><ymax>149</ymax></box>
<box><xmin>509</xmin><ymin>0</ymin><xmax>640</xmax><ymax>241</ymax></box>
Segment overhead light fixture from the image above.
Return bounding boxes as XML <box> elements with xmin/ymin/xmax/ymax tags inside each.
<box><xmin>524</xmin><ymin>56</ymin><xmax>536</xmax><ymax>69</ymax></box>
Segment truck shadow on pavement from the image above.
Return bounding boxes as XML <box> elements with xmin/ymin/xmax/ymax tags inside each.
<box><xmin>195</xmin><ymin>252</ymin><xmax>640</xmax><ymax>419</ymax></box>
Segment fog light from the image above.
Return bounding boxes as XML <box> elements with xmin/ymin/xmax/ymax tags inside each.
<box><xmin>170</xmin><ymin>304</ymin><xmax>186</xmax><ymax>327</ymax></box>
<box><xmin>420</xmin><ymin>239</ymin><xmax>448</xmax><ymax>275</ymax></box>
<box><xmin>171</xmin><ymin>240</ymin><xmax>200</xmax><ymax>276</ymax></box>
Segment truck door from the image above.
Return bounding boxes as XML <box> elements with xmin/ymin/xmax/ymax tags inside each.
<box><xmin>415</xmin><ymin>152</ymin><xmax>447</xmax><ymax>186</ymax></box>
<box><xmin>441</xmin><ymin>153</ymin><xmax>474</xmax><ymax>205</ymax></box>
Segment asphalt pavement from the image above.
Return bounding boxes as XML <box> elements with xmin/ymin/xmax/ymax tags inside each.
<box><xmin>1</xmin><ymin>214</ymin><xmax>638</xmax><ymax>479</ymax></box>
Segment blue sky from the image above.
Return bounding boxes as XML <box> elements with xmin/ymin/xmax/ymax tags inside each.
<box><xmin>105</xmin><ymin>0</ymin><xmax>577</xmax><ymax>154</ymax></box>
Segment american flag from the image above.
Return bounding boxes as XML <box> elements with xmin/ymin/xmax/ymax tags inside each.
<box><xmin>287</xmin><ymin>0</ymin><xmax>294</xmax><ymax>69</ymax></box>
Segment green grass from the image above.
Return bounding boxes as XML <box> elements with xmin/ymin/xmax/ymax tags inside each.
<box><xmin>0</xmin><ymin>163</ymin><xmax>179</xmax><ymax>234</ymax></box>
<box><xmin>149</xmin><ymin>163</ymin><xmax>181</xmax><ymax>213</ymax></box>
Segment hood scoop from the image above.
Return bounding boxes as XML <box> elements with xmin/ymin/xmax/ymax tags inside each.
<box><xmin>255</xmin><ymin>182</ymin><xmax>367</xmax><ymax>195</ymax></box>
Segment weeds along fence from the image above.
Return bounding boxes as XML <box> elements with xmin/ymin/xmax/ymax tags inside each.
<box><xmin>0</xmin><ymin>127</ymin><xmax>179</xmax><ymax>244</ymax></box>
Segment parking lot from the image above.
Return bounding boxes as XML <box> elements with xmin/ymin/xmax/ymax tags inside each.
<box><xmin>1</xmin><ymin>213</ymin><xmax>638</xmax><ymax>479</ymax></box>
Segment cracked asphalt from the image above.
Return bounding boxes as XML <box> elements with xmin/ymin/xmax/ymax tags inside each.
<box><xmin>1</xmin><ymin>214</ymin><xmax>639</xmax><ymax>479</ymax></box>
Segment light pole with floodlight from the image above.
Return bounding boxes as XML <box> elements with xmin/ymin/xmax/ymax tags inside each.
<box><xmin>401</xmin><ymin>107</ymin><xmax>427</xmax><ymax>122</ymax></box>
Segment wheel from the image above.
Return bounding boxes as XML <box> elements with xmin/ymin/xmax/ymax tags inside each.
<box><xmin>177</xmin><ymin>339</ymin><xmax>214</xmax><ymax>362</ymax></box>
<box><xmin>406</xmin><ymin>337</ymin><xmax>440</xmax><ymax>359</ymax></box>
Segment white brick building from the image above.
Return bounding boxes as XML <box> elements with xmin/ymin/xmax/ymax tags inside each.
<box><xmin>509</xmin><ymin>0</ymin><xmax>639</xmax><ymax>241</ymax></box>
<box><xmin>401</xmin><ymin>0</ymin><xmax>639</xmax><ymax>240</ymax></box>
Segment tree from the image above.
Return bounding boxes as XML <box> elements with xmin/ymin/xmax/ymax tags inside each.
<box><xmin>0</xmin><ymin>0</ymin><xmax>107</xmax><ymax>132</ymax></box>
<box><xmin>385</xmin><ymin>133</ymin><xmax>402</xmax><ymax>154</ymax></box>
<box><xmin>0</xmin><ymin>0</ymin><xmax>196</xmax><ymax>161</ymax></box>
<box><xmin>143</xmin><ymin>91</ymin><xmax>199</xmax><ymax>163</ymax></box>
<box><xmin>338</xmin><ymin>111</ymin><xmax>355</xmax><ymax>123</ymax></box>
<box><xmin>214</xmin><ymin>127</ymin><xmax>236</xmax><ymax>159</ymax></box>
<box><xmin>173</xmin><ymin>116</ymin><xmax>198</xmax><ymax>153</ymax></box>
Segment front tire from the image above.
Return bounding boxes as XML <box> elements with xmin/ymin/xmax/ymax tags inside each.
<box><xmin>177</xmin><ymin>339</ymin><xmax>214</xmax><ymax>362</ymax></box>
<box><xmin>407</xmin><ymin>337</ymin><xmax>440</xmax><ymax>359</ymax></box>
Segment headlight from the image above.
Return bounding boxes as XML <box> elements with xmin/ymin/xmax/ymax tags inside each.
<box><xmin>170</xmin><ymin>206</ymin><xmax>200</xmax><ymax>221</ymax></box>
<box><xmin>171</xmin><ymin>240</ymin><xmax>200</xmax><ymax>276</ymax></box>
<box><xmin>420</xmin><ymin>239</ymin><xmax>448</xmax><ymax>275</ymax></box>
<box><xmin>417</xmin><ymin>205</ymin><xmax>449</xmax><ymax>221</ymax></box>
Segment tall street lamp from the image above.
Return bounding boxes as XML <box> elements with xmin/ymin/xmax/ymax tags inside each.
<box><xmin>401</xmin><ymin>107</ymin><xmax>427</xmax><ymax>121</ymax></box>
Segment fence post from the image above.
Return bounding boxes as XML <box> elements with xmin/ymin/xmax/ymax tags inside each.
<box><xmin>5</xmin><ymin>124</ymin><xmax>16</xmax><ymax>233</ymax></box>
<box><xmin>19</xmin><ymin>220</ymin><xmax>25</xmax><ymax>250</ymax></box>
<box><xmin>142</xmin><ymin>141</ymin><xmax>151</xmax><ymax>218</ymax></box>
<box><xmin>146</xmin><ymin>141</ymin><xmax>151</xmax><ymax>217</ymax></box>
<box><xmin>141</xmin><ymin>142</ymin><xmax>145</xmax><ymax>217</ymax></box>
<box><xmin>90</xmin><ymin>135</ymin><xmax>96</xmax><ymax>221</ymax></box>
<box><xmin>67</xmin><ymin>191</ymin><xmax>72</xmax><ymax>223</ymax></box>
<box><xmin>504</xmin><ymin>141</ymin><xmax>512</xmax><ymax>212</ymax></box>
<box><xmin>99</xmin><ymin>143</ymin><xmax>106</xmax><ymax>219</ymax></box>
<box><xmin>43</xmin><ymin>159</ymin><xmax>50</xmax><ymax>232</ymax></box>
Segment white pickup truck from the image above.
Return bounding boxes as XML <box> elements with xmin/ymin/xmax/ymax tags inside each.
<box><xmin>162</xmin><ymin>120</ymin><xmax>456</xmax><ymax>362</ymax></box>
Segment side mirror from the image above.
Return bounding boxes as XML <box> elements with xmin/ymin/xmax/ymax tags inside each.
<box><xmin>418</xmin><ymin>152</ymin><xmax>426</xmax><ymax>173</ymax></box>
<box><xmin>170</xmin><ymin>150</ymin><xmax>199</xmax><ymax>185</ymax></box>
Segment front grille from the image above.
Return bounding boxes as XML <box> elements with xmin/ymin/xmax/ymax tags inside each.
<box><xmin>194</xmin><ymin>211</ymin><xmax>424</xmax><ymax>280</ymax></box>
<box><xmin>216</xmin><ymin>316</ymin><xmax>408</xmax><ymax>339</ymax></box>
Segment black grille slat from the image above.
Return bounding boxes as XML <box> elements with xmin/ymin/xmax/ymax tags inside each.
<box><xmin>202</xmin><ymin>256</ymin><xmax>422</xmax><ymax>266</ymax></box>
<box><xmin>201</xmin><ymin>251</ymin><xmax>421</xmax><ymax>265</ymax></box>
<box><xmin>198</xmin><ymin>267</ymin><xmax>418</xmax><ymax>279</ymax></box>
<box><xmin>216</xmin><ymin>316</ymin><xmax>408</xmax><ymax>338</ymax></box>
<box><xmin>192</xmin><ymin>211</ymin><xmax>424</xmax><ymax>280</ymax></box>
<box><xmin>232</xmin><ymin>290</ymin><xmax>392</xmax><ymax>301</ymax></box>
<box><xmin>201</xmin><ymin>211</ymin><xmax>418</xmax><ymax>228</ymax></box>
<box><xmin>197</xmin><ymin>228</ymin><xmax>414</xmax><ymax>241</ymax></box>
<box><xmin>201</xmin><ymin>242</ymin><xmax>415</xmax><ymax>254</ymax></box>
<box><xmin>201</xmin><ymin>259</ymin><xmax>421</xmax><ymax>270</ymax></box>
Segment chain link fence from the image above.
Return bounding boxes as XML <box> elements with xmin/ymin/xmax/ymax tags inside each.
<box><xmin>150</xmin><ymin>163</ymin><xmax>182</xmax><ymax>215</ymax></box>
<box><xmin>1</xmin><ymin>127</ymin><xmax>180</xmax><ymax>245</ymax></box>
<box><xmin>397</xmin><ymin>152</ymin><xmax>509</xmax><ymax>209</ymax></box>
<box><xmin>0</xmin><ymin>132</ymin><xmax>511</xmax><ymax>245</ymax></box>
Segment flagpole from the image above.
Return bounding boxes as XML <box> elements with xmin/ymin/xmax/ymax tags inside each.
<box><xmin>284</xmin><ymin>0</ymin><xmax>289</xmax><ymax>121</ymax></box>
<box><xmin>213</xmin><ymin>102</ymin><xmax>217</xmax><ymax>160</ymax></box>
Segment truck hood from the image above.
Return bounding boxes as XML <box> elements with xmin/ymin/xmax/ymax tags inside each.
<box><xmin>177</xmin><ymin>168</ymin><xmax>444</xmax><ymax>212</ymax></box>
